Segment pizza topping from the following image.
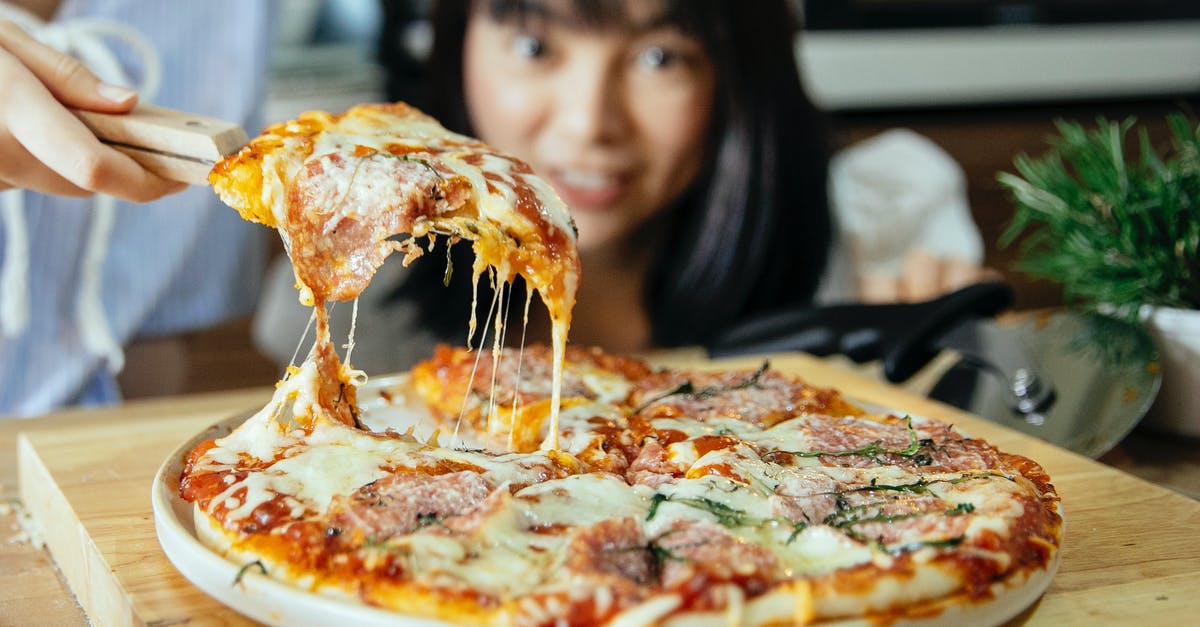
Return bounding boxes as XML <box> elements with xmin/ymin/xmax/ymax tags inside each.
<box><xmin>626</xmin><ymin>438</ymin><xmax>684</xmax><ymax>488</ymax></box>
<box><xmin>325</xmin><ymin>470</ymin><xmax>493</xmax><ymax>543</ymax></box>
<box><xmin>565</xmin><ymin>517</ymin><xmax>656</xmax><ymax>586</ymax></box>
<box><xmin>632</xmin><ymin>365</ymin><xmax>864</xmax><ymax>426</ymax></box>
<box><xmin>655</xmin><ymin>520</ymin><xmax>780</xmax><ymax>595</ymax></box>
<box><xmin>557</xmin><ymin>408</ymin><xmax>637</xmax><ymax>474</ymax></box>
<box><xmin>771</xmin><ymin>468</ymin><xmax>842</xmax><ymax>525</ymax></box>
<box><xmin>285</xmin><ymin>150</ymin><xmax>450</xmax><ymax>303</ymax></box>
<box><xmin>515</xmin><ymin>473</ymin><xmax>647</xmax><ymax>530</ymax></box>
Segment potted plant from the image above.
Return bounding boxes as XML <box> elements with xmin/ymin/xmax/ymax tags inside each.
<box><xmin>998</xmin><ymin>113</ymin><xmax>1200</xmax><ymax>435</ymax></box>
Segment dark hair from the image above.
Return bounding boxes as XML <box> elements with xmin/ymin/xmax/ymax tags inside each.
<box><xmin>379</xmin><ymin>0</ymin><xmax>832</xmax><ymax>347</ymax></box>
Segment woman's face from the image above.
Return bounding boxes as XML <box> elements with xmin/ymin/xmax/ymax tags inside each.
<box><xmin>462</xmin><ymin>0</ymin><xmax>715</xmax><ymax>255</ymax></box>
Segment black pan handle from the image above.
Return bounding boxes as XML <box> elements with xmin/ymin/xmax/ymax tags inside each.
<box><xmin>706</xmin><ymin>281</ymin><xmax>1013</xmax><ymax>382</ymax></box>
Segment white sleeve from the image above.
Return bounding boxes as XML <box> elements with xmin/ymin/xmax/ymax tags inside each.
<box><xmin>821</xmin><ymin>128</ymin><xmax>983</xmax><ymax>301</ymax></box>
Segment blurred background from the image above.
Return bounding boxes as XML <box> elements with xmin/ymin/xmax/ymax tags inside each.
<box><xmin>187</xmin><ymin>0</ymin><xmax>1200</xmax><ymax>394</ymax></box>
<box><xmin>261</xmin><ymin>0</ymin><xmax>1200</xmax><ymax>310</ymax></box>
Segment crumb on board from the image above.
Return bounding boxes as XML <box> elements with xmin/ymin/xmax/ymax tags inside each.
<box><xmin>3</xmin><ymin>499</ymin><xmax>45</xmax><ymax>548</ymax></box>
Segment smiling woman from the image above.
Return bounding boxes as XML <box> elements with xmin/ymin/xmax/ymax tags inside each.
<box><xmin>254</xmin><ymin>0</ymin><xmax>991</xmax><ymax>373</ymax></box>
<box><xmin>460</xmin><ymin>0</ymin><xmax>716</xmax><ymax>256</ymax></box>
<box><xmin>387</xmin><ymin>0</ymin><xmax>835</xmax><ymax>354</ymax></box>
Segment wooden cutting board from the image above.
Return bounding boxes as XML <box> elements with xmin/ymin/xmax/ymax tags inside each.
<box><xmin>14</xmin><ymin>353</ymin><xmax>1200</xmax><ymax>625</ymax></box>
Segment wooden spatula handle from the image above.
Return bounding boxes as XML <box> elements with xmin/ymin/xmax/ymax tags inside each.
<box><xmin>72</xmin><ymin>104</ymin><xmax>248</xmax><ymax>185</ymax></box>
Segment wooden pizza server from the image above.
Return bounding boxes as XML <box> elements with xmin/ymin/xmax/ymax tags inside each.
<box><xmin>72</xmin><ymin>104</ymin><xmax>248</xmax><ymax>185</ymax></box>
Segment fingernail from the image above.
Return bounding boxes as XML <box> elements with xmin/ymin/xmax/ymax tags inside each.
<box><xmin>97</xmin><ymin>82</ymin><xmax>136</xmax><ymax>104</ymax></box>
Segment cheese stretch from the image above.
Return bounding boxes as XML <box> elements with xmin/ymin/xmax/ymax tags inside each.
<box><xmin>209</xmin><ymin>101</ymin><xmax>580</xmax><ymax>447</ymax></box>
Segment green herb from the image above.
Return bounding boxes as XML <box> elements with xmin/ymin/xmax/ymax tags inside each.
<box><xmin>784</xmin><ymin>521</ymin><xmax>809</xmax><ymax>545</ymax></box>
<box><xmin>885</xmin><ymin>536</ymin><xmax>966</xmax><ymax>555</ymax></box>
<box><xmin>646</xmin><ymin>493</ymin><xmax>669</xmax><ymax>522</ymax></box>
<box><xmin>645</xmin><ymin>538</ymin><xmax>685</xmax><ymax>567</ymax></box>
<box><xmin>673</xmin><ymin>496</ymin><xmax>758</xmax><ymax>527</ymax></box>
<box><xmin>646</xmin><ymin>493</ymin><xmax>759</xmax><ymax>527</ymax></box>
<box><xmin>645</xmin><ymin>491</ymin><xmax>811</xmax><ymax>536</ymax></box>
<box><xmin>821</xmin><ymin>493</ymin><xmax>977</xmax><ymax>552</ymax></box>
<box><xmin>233</xmin><ymin>560</ymin><xmax>267</xmax><ymax>586</ymax></box>
<box><xmin>852</xmin><ymin>477</ymin><xmax>933</xmax><ymax>495</ymax></box>
<box><xmin>634</xmin><ymin>361</ymin><xmax>769</xmax><ymax>413</ymax></box>
<box><xmin>945</xmin><ymin>502</ymin><xmax>976</xmax><ymax>516</ymax></box>
<box><xmin>823</xmin><ymin>497</ymin><xmax>928</xmax><ymax>531</ymax></box>
<box><xmin>415</xmin><ymin>512</ymin><xmax>442</xmax><ymax>528</ymax></box>
<box><xmin>400</xmin><ymin>154</ymin><xmax>444</xmax><ymax>181</ymax></box>
<box><xmin>998</xmin><ymin>113</ymin><xmax>1200</xmax><ymax>322</ymax></box>
<box><xmin>844</xmin><ymin>472</ymin><xmax>1004</xmax><ymax>496</ymax></box>
<box><xmin>605</xmin><ymin>529</ymin><xmax>691</xmax><ymax>581</ymax></box>
<box><xmin>634</xmin><ymin>382</ymin><xmax>696</xmax><ymax>414</ymax></box>
<box><xmin>378</xmin><ymin>151</ymin><xmax>444</xmax><ymax>182</ymax></box>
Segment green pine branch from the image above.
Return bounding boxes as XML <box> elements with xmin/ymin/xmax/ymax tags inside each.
<box><xmin>998</xmin><ymin>113</ymin><xmax>1200</xmax><ymax>322</ymax></box>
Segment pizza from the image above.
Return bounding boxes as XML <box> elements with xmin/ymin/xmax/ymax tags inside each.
<box><xmin>179</xmin><ymin>346</ymin><xmax>1061</xmax><ymax>626</ymax></box>
<box><xmin>179</xmin><ymin>102</ymin><xmax>1062</xmax><ymax>626</ymax></box>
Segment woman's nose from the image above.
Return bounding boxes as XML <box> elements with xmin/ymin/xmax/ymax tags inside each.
<box><xmin>552</xmin><ymin>63</ymin><xmax>628</xmax><ymax>145</ymax></box>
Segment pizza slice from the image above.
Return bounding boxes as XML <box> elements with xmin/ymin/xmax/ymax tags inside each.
<box><xmin>209</xmin><ymin>102</ymin><xmax>580</xmax><ymax>439</ymax></box>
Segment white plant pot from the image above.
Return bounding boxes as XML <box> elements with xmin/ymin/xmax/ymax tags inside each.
<box><xmin>1140</xmin><ymin>306</ymin><xmax>1200</xmax><ymax>437</ymax></box>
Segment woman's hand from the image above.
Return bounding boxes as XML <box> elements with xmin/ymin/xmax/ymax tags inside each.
<box><xmin>858</xmin><ymin>249</ymin><xmax>1002</xmax><ymax>304</ymax></box>
<box><xmin>0</xmin><ymin>20</ymin><xmax>184</xmax><ymax>202</ymax></box>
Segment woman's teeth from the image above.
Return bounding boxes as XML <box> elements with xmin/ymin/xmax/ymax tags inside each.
<box><xmin>559</xmin><ymin>170</ymin><xmax>615</xmax><ymax>189</ymax></box>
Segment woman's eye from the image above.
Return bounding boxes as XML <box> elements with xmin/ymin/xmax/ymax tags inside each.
<box><xmin>636</xmin><ymin>46</ymin><xmax>677</xmax><ymax>70</ymax></box>
<box><xmin>511</xmin><ymin>34</ymin><xmax>546</xmax><ymax>58</ymax></box>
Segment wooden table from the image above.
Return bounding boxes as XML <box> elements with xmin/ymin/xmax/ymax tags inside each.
<box><xmin>3</xmin><ymin>352</ymin><xmax>1199</xmax><ymax>625</ymax></box>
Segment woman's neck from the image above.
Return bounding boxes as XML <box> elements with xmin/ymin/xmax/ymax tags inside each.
<box><xmin>516</xmin><ymin>231</ymin><xmax>661</xmax><ymax>354</ymax></box>
<box><xmin>568</xmin><ymin>242</ymin><xmax>656</xmax><ymax>353</ymax></box>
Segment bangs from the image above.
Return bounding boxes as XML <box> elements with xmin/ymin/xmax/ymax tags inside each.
<box><xmin>477</xmin><ymin>0</ymin><xmax>705</xmax><ymax>35</ymax></box>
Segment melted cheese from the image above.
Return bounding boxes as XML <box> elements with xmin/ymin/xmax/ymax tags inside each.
<box><xmin>211</xmin><ymin>102</ymin><xmax>580</xmax><ymax>453</ymax></box>
<box><xmin>515</xmin><ymin>473</ymin><xmax>650</xmax><ymax>528</ymax></box>
<box><xmin>774</xmin><ymin>526</ymin><xmax>877</xmax><ymax>575</ymax></box>
<box><xmin>394</xmin><ymin>503</ymin><xmax>560</xmax><ymax>598</ymax></box>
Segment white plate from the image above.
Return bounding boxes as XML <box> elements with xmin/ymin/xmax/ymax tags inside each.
<box><xmin>151</xmin><ymin>379</ymin><xmax>1060</xmax><ymax>626</ymax></box>
<box><xmin>152</xmin><ymin>375</ymin><xmax>453</xmax><ymax>626</ymax></box>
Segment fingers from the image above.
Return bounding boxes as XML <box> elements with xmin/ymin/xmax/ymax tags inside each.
<box><xmin>0</xmin><ymin>23</ymin><xmax>186</xmax><ymax>202</ymax></box>
<box><xmin>858</xmin><ymin>272</ymin><xmax>900</xmax><ymax>304</ymax></box>
<box><xmin>0</xmin><ymin>20</ymin><xmax>136</xmax><ymax>112</ymax></box>
<box><xmin>897</xmin><ymin>249</ymin><xmax>942</xmax><ymax>303</ymax></box>
<box><xmin>940</xmin><ymin>256</ymin><xmax>1003</xmax><ymax>294</ymax></box>
<box><xmin>857</xmin><ymin>250</ymin><xmax>1001</xmax><ymax>304</ymax></box>
<box><xmin>0</xmin><ymin>127</ymin><xmax>92</xmax><ymax>197</ymax></box>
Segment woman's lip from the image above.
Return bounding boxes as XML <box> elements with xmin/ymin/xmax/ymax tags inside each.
<box><xmin>547</xmin><ymin>172</ymin><xmax>626</xmax><ymax>210</ymax></box>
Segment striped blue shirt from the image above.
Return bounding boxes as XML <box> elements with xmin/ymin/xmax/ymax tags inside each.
<box><xmin>0</xmin><ymin>0</ymin><xmax>274</xmax><ymax>416</ymax></box>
